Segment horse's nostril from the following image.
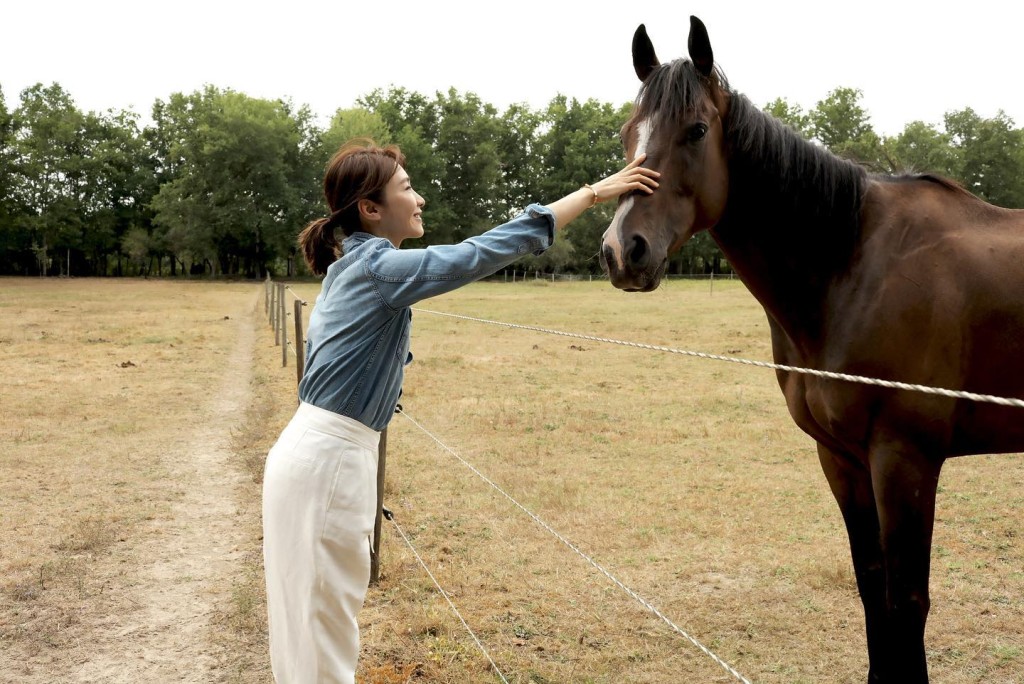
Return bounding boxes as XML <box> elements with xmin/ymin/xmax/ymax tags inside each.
<box><xmin>628</xmin><ymin>235</ymin><xmax>648</xmax><ymax>267</ymax></box>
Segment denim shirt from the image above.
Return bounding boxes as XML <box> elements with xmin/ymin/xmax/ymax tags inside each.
<box><xmin>298</xmin><ymin>204</ymin><xmax>555</xmax><ymax>430</ymax></box>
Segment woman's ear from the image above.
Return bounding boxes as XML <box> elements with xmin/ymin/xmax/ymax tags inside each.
<box><xmin>357</xmin><ymin>199</ymin><xmax>381</xmax><ymax>224</ymax></box>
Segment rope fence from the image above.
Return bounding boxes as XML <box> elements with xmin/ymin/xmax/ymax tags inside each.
<box><xmin>260</xmin><ymin>279</ymin><xmax>753</xmax><ymax>680</ymax></box>
<box><xmin>412</xmin><ymin>308</ymin><xmax>1024</xmax><ymax>409</ymax></box>
<box><xmin>260</xmin><ymin>277</ymin><xmax>1023</xmax><ymax>682</ymax></box>
<box><xmin>387</xmin><ymin>509</ymin><xmax>511</xmax><ymax>684</ymax></box>
<box><xmin>397</xmin><ymin>407</ymin><xmax>754</xmax><ymax>684</ymax></box>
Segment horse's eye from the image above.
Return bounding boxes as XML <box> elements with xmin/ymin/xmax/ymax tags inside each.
<box><xmin>689</xmin><ymin>123</ymin><xmax>709</xmax><ymax>142</ymax></box>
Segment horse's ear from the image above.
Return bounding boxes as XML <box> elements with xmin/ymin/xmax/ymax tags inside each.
<box><xmin>687</xmin><ymin>15</ymin><xmax>714</xmax><ymax>77</ymax></box>
<box><xmin>632</xmin><ymin>24</ymin><xmax>660</xmax><ymax>82</ymax></box>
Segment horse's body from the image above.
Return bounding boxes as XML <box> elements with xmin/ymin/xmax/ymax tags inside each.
<box><xmin>601</xmin><ymin>17</ymin><xmax>1024</xmax><ymax>683</ymax></box>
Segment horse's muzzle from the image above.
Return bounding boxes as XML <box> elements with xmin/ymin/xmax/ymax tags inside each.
<box><xmin>601</xmin><ymin>242</ymin><xmax>666</xmax><ymax>292</ymax></box>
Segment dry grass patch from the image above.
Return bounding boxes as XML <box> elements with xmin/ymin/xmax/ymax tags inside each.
<box><xmin>208</xmin><ymin>356</ymin><xmax>298</xmax><ymax>683</ymax></box>
<box><xmin>9</xmin><ymin>276</ymin><xmax>1016</xmax><ymax>682</ymax></box>
<box><xmin>285</xmin><ymin>278</ymin><xmax>1023</xmax><ymax>684</ymax></box>
<box><xmin>0</xmin><ymin>277</ymin><xmax>268</xmax><ymax>681</ymax></box>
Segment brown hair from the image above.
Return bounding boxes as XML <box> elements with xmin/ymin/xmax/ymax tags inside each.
<box><xmin>298</xmin><ymin>138</ymin><xmax>405</xmax><ymax>275</ymax></box>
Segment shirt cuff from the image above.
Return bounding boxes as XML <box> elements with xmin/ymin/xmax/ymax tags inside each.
<box><xmin>524</xmin><ymin>204</ymin><xmax>556</xmax><ymax>256</ymax></box>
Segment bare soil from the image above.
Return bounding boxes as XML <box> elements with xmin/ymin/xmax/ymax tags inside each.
<box><xmin>0</xmin><ymin>278</ymin><xmax>274</xmax><ymax>683</ymax></box>
<box><xmin>71</xmin><ymin>308</ymin><xmax>254</xmax><ymax>682</ymax></box>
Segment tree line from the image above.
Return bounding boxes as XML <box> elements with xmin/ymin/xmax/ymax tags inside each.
<box><xmin>1</xmin><ymin>81</ymin><xmax>1022</xmax><ymax>278</ymax></box>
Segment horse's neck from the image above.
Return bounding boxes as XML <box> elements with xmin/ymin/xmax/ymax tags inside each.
<box><xmin>711</xmin><ymin>220</ymin><xmax>829</xmax><ymax>346</ymax></box>
<box><xmin>711</xmin><ymin>111</ymin><xmax>865</xmax><ymax>343</ymax></box>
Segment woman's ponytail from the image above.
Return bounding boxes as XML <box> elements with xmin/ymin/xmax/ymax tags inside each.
<box><xmin>298</xmin><ymin>216</ymin><xmax>339</xmax><ymax>276</ymax></box>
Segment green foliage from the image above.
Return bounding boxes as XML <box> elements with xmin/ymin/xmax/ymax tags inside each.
<box><xmin>433</xmin><ymin>88</ymin><xmax>504</xmax><ymax>242</ymax></box>
<box><xmin>884</xmin><ymin>121</ymin><xmax>959</xmax><ymax>177</ymax></box>
<box><xmin>10</xmin><ymin>83</ymin><xmax>86</xmax><ymax>273</ymax></box>
<box><xmin>320</xmin><ymin>108</ymin><xmax>391</xmax><ymax>160</ymax></box>
<box><xmin>809</xmin><ymin>87</ymin><xmax>886</xmax><ymax>168</ymax></box>
<box><xmin>149</xmin><ymin>87</ymin><xmax>313</xmax><ymax>277</ymax></box>
<box><xmin>764</xmin><ymin>97</ymin><xmax>811</xmax><ymax>138</ymax></box>
<box><xmin>3</xmin><ymin>77</ymin><xmax>1024</xmax><ymax>276</ymax></box>
<box><xmin>944</xmin><ymin>108</ymin><xmax>1024</xmax><ymax>207</ymax></box>
<box><xmin>533</xmin><ymin>96</ymin><xmax>631</xmax><ymax>273</ymax></box>
<box><xmin>359</xmin><ymin>88</ymin><xmax>445</xmax><ymax>248</ymax></box>
<box><xmin>0</xmin><ymin>85</ymin><xmax>23</xmax><ymax>262</ymax></box>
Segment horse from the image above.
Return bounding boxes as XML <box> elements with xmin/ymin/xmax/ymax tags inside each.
<box><xmin>600</xmin><ymin>15</ymin><xmax>1024</xmax><ymax>684</ymax></box>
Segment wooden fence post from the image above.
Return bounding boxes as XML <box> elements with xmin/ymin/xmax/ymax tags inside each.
<box><xmin>294</xmin><ymin>298</ymin><xmax>305</xmax><ymax>386</ymax></box>
<box><xmin>271</xmin><ymin>282</ymin><xmax>279</xmax><ymax>345</ymax></box>
<box><xmin>370</xmin><ymin>427</ymin><xmax>388</xmax><ymax>585</ymax></box>
<box><xmin>279</xmin><ymin>283</ymin><xmax>287</xmax><ymax>367</ymax></box>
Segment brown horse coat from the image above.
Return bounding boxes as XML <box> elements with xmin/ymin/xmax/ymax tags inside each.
<box><xmin>601</xmin><ymin>16</ymin><xmax>1024</xmax><ymax>684</ymax></box>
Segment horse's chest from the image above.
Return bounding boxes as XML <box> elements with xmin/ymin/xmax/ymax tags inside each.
<box><xmin>770</xmin><ymin>330</ymin><xmax>873</xmax><ymax>456</ymax></box>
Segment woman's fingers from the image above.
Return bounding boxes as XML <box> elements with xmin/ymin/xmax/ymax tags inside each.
<box><xmin>591</xmin><ymin>157</ymin><xmax>661</xmax><ymax>202</ymax></box>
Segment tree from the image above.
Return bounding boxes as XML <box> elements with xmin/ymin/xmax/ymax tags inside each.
<box><xmin>81</xmin><ymin>109</ymin><xmax>156</xmax><ymax>275</ymax></box>
<box><xmin>495</xmin><ymin>103</ymin><xmax>544</xmax><ymax>215</ymax></box>
<box><xmin>431</xmin><ymin>88</ymin><xmax>503</xmax><ymax>243</ymax></box>
<box><xmin>320</xmin><ymin>107</ymin><xmax>391</xmax><ymax>157</ymax></box>
<box><xmin>809</xmin><ymin>87</ymin><xmax>884</xmax><ymax>167</ymax></box>
<box><xmin>149</xmin><ymin>87</ymin><xmax>311</xmax><ymax>276</ymax></box>
<box><xmin>764</xmin><ymin>97</ymin><xmax>812</xmax><ymax>138</ymax></box>
<box><xmin>944</xmin><ymin>108</ymin><xmax>1024</xmax><ymax>208</ymax></box>
<box><xmin>5</xmin><ymin>77</ymin><xmax>1022</xmax><ymax>278</ymax></box>
<box><xmin>2</xmin><ymin>84</ymin><xmax>157</xmax><ymax>276</ymax></box>
<box><xmin>148</xmin><ymin>90</ymin><xmax>220</xmax><ymax>274</ymax></box>
<box><xmin>10</xmin><ymin>83</ymin><xmax>89</xmax><ymax>275</ymax></box>
<box><xmin>0</xmin><ymin>85</ymin><xmax>29</xmax><ymax>273</ymax></box>
<box><xmin>884</xmin><ymin>120</ymin><xmax>960</xmax><ymax>179</ymax></box>
<box><xmin>359</xmin><ymin>88</ymin><xmax>444</xmax><ymax>249</ymax></box>
<box><xmin>287</xmin><ymin>103</ymin><xmax>328</xmax><ymax>274</ymax></box>
<box><xmin>535</xmin><ymin>96</ymin><xmax>632</xmax><ymax>273</ymax></box>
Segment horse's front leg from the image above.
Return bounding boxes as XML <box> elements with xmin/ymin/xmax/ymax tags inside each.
<box><xmin>817</xmin><ymin>443</ymin><xmax>888</xmax><ymax>683</ymax></box>
<box><xmin>868</xmin><ymin>436</ymin><xmax>944</xmax><ymax>684</ymax></box>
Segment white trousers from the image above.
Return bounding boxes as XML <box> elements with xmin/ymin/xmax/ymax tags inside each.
<box><xmin>263</xmin><ymin>402</ymin><xmax>381</xmax><ymax>684</ymax></box>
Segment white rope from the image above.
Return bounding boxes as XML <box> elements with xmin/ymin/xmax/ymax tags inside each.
<box><xmin>413</xmin><ymin>308</ymin><xmax>1024</xmax><ymax>409</ymax></box>
<box><xmin>398</xmin><ymin>408</ymin><xmax>754</xmax><ymax>684</ymax></box>
<box><xmin>387</xmin><ymin>514</ymin><xmax>510</xmax><ymax>684</ymax></box>
<box><xmin>284</xmin><ymin>285</ymin><xmax>307</xmax><ymax>306</ymax></box>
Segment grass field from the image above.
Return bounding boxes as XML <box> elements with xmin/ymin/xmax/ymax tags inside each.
<box><xmin>2</xmin><ymin>277</ymin><xmax>1022</xmax><ymax>683</ymax></box>
<box><xmin>289</xmin><ymin>277</ymin><xmax>1024</xmax><ymax>684</ymax></box>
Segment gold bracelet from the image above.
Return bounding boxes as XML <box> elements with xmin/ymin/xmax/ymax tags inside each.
<box><xmin>582</xmin><ymin>183</ymin><xmax>599</xmax><ymax>207</ymax></box>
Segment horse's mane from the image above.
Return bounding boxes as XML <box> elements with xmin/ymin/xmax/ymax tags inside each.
<box><xmin>887</xmin><ymin>172</ymin><xmax>976</xmax><ymax>198</ymax></box>
<box><xmin>716</xmin><ymin>92</ymin><xmax>870</xmax><ymax>265</ymax></box>
<box><xmin>724</xmin><ymin>94</ymin><xmax>867</xmax><ymax>229</ymax></box>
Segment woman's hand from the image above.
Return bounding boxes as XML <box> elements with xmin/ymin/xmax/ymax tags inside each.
<box><xmin>544</xmin><ymin>154</ymin><xmax>661</xmax><ymax>231</ymax></box>
<box><xmin>590</xmin><ymin>154</ymin><xmax>660</xmax><ymax>203</ymax></box>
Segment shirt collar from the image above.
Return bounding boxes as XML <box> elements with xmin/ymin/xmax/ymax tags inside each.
<box><xmin>341</xmin><ymin>231</ymin><xmax>379</xmax><ymax>253</ymax></box>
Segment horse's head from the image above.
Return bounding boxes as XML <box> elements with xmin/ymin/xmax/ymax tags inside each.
<box><xmin>601</xmin><ymin>16</ymin><xmax>730</xmax><ymax>292</ymax></box>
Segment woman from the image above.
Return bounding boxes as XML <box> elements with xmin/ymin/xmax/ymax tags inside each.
<box><xmin>263</xmin><ymin>138</ymin><xmax>658</xmax><ymax>683</ymax></box>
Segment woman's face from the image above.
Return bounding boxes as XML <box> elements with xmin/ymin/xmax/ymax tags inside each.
<box><xmin>374</xmin><ymin>166</ymin><xmax>425</xmax><ymax>247</ymax></box>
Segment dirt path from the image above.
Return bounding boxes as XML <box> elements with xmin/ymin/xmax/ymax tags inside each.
<box><xmin>72</xmin><ymin>307</ymin><xmax>258</xmax><ymax>683</ymax></box>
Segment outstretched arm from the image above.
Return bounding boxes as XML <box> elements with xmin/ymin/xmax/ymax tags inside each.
<box><xmin>545</xmin><ymin>154</ymin><xmax>660</xmax><ymax>231</ymax></box>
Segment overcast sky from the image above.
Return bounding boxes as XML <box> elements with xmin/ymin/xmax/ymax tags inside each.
<box><xmin>4</xmin><ymin>1</ymin><xmax>1022</xmax><ymax>137</ymax></box>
